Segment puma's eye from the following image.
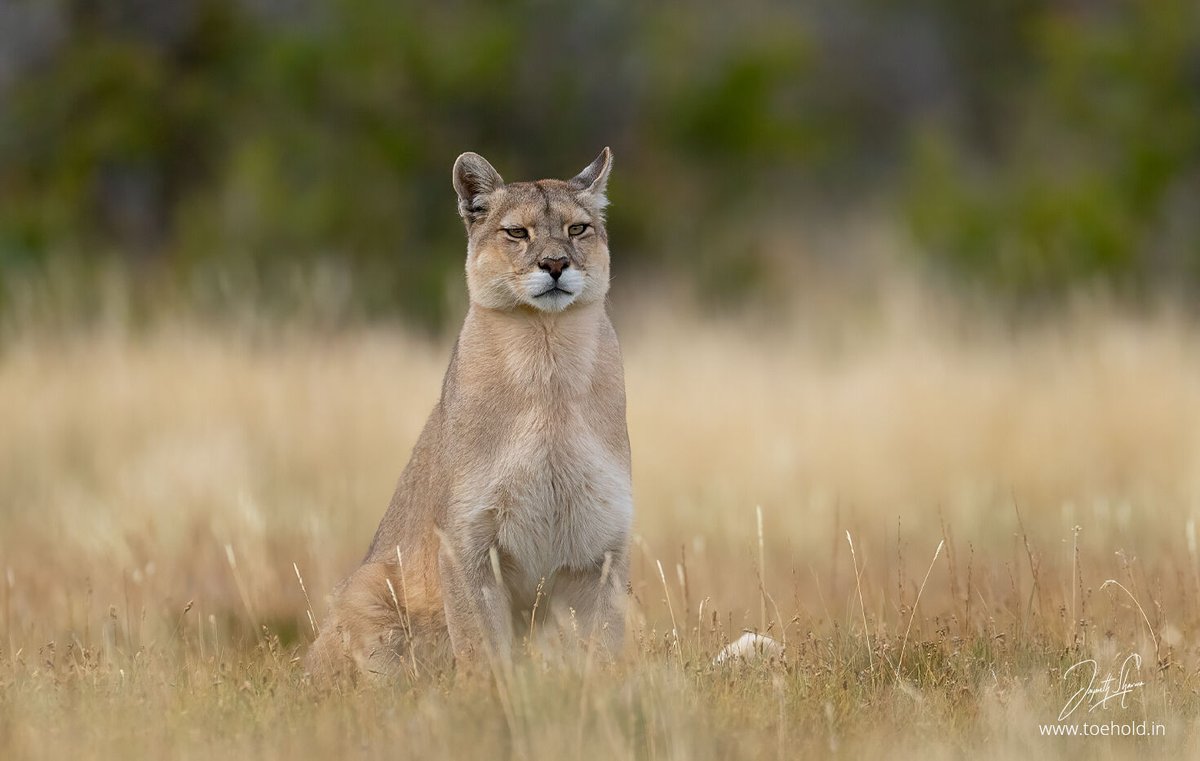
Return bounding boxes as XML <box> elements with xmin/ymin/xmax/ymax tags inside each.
<box><xmin>504</xmin><ymin>227</ymin><xmax>528</xmax><ymax>239</ymax></box>
<box><xmin>568</xmin><ymin>223</ymin><xmax>589</xmax><ymax>237</ymax></box>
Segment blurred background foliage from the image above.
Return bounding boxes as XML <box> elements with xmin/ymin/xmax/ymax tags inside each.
<box><xmin>0</xmin><ymin>0</ymin><xmax>1197</xmax><ymax>325</ymax></box>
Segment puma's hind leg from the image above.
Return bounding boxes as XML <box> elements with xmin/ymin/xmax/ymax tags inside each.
<box><xmin>305</xmin><ymin>561</ymin><xmax>450</xmax><ymax>684</ymax></box>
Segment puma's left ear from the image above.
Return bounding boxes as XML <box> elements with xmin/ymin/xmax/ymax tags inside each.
<box><xmin>570</xmin><ymin>147</ymin><xmax>613</xmax><ymax>210</ymax></box>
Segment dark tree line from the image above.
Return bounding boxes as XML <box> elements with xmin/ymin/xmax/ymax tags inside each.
<box><xmin>1</xmin><ymin>0</ymin><xmax>1197</xmax><ymax>321</ymax></box>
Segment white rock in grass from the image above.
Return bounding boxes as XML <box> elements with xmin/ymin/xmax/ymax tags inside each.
<box><xmin>713</xmin><ymin>632</ymin><xmax>784</xmax><ymax>665</ymax></box>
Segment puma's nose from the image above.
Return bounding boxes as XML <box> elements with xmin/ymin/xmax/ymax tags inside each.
<box><xmin>539</xmin><ymin>257</ymin><xmax>569</xmax><ymax>280</ymax></box>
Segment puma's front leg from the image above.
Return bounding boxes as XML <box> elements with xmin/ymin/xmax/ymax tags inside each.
<box><xmin>438</xmin><ymin>537</ymin><xmax>513</xmax><ymax>672</ymax></box>
<box><xmin>551</xmin><ymin>549</ymin><xmax>629</xmax><ymax>660</ymax></box>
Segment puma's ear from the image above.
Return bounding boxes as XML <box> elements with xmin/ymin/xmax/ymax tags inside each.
<box><xmin>569</xmin><ymin>147</ymin><xmax>613</xmax><ymax>210</ymax></box>
<box><xmin>452</xmin><ymin>152</ymin><xmax>504</xmax><ymax>223</ymax></box>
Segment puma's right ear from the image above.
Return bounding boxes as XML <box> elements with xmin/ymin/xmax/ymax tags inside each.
<box><xmin>452</xmin><ymin>152</ymin><xmax>504</xmax><ymax>224</ymax></box>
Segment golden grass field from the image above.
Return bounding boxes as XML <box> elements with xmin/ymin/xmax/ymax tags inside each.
<box><xmin>2</xmin><ymin>291</ymin><xmax>1200</xmax><ymax>759</ymax></box>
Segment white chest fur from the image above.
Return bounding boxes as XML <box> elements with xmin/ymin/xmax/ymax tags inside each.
<box><xmin>470</xmin><ymin>404</ymin><xmax>631</xmax><ymax>597</ymax></box>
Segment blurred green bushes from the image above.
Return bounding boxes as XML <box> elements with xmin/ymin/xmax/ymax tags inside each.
<box><xmin>907</xmin><ymin>0</ymin><xmax>1200</xmax><ymax>300</ymax></box>
<box><xmin>0</xmin><ymin>0</ymin><xmax>1197</xmax><ymax>323</ymax></box>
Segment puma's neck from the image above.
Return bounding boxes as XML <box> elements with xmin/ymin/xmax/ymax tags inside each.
<box><xmin>457</xmin><ymin>301</ymin><xmax>607</xmax><ymax>396</ymax></box>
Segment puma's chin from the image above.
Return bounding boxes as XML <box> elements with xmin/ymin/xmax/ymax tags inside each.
<box><xmin>522</xmin><ymin>269</ymin><xmax>584</xmax><ymax>312</ymax></box>
<box><xmin>528</xmin><ymin>287</ymin><xmax>579</xmax><ymax>312</ymax></box>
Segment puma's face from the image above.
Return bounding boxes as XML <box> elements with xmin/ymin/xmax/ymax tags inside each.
<box><xmin>453</xmin><ymin>149</ymin><xmax>613</xmax><ymax>313</ymax></box>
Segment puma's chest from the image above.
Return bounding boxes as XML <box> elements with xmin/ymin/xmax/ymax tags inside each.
<box><xmin>480</xmin><ymin>405</ymin><xmax>632</xmax><ymax>591</ymax></box>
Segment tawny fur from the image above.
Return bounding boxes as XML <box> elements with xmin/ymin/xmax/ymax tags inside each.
<box><xmin>308</xmin><ymin>148</ymin><xmax>632</xmax><ymax>682</ymax></box>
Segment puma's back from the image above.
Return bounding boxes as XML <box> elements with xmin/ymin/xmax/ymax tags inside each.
<box><xmin>308</xmin><ymin>149</ymin><xmax>632</xmax><ymax>680</ymax></box>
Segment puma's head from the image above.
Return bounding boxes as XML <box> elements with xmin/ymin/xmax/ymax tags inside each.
<box><xmin>452</xmin><ymin>148</ymin><xmax>613</xmax><ymax>313</ymax></box>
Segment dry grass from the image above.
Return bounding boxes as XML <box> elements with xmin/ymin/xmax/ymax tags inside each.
<box><xmin>2</xmin><ymin>294</ymin><xmax>1200</xmax><ymax>759</ymax></box>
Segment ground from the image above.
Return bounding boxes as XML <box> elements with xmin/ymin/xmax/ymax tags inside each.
<box><xmin>2</xmin><ymin>295</ymin><xmax>1199</xmax><ymax>759</ymax></box>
